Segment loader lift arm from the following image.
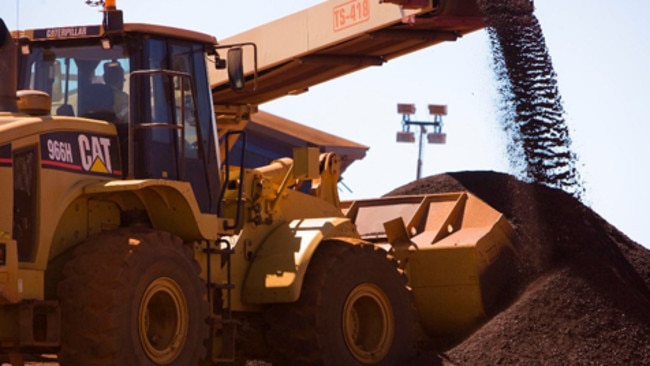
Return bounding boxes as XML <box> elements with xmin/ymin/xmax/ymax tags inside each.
<box><xmin>210</xmin><ymin>0</ymin><xmax>485</xmax><ymax>106</ymax></box>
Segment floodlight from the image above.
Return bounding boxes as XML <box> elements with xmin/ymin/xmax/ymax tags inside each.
<box><xmin>396</xmin><ymin>131</ymin><xmax>415</xmax><ymax>143</ymax></box>
<box><xmin>397</xmin><ymin>103</ymin><xmax>416</xmax><ymax>115</ymax></box>
<box><xmin>395</xmin><ymin>102</ymin><xmax>449</xmax><ymax>180</ymax></box>
<box><xmin>427</xmin><ymin>132</ymin><xmax>447</xmax><ymax>144</ymax></box>
<box><xmin>428</xmin><ymin>104</ymin><xmax>447</xmax><ymax>116</ymax></box>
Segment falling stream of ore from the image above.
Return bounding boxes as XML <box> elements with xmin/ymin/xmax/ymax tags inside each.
<box><xmin>477</xmin><ymin>0</ymin><xmax>585</xmax><ymax>199</ymax></box>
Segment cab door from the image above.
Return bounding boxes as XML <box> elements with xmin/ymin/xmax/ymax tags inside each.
<box><xmin>130</xmin><ymin>37</ymin><xmax>221</xmax><ymax>214</ymax></box>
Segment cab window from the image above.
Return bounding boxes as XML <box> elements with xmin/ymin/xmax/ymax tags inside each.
<box><xmin>19</xmin><ymin>44</ymin><xmax>130</xmax><ymax>122</ymax></box>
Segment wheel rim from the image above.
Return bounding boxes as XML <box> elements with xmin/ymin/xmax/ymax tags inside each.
<box><xmin>342</xmin><ymin>283</ymin><xmax>394</xmax><ymax>364</ymax></box>
<box><xmin>139</xmin><ymin>277</ymin><xmax>188</xmax><ymax>364</ymax></box>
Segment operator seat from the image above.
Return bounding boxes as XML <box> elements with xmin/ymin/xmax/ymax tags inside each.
<box><xmin>82</xmin><ymin>83</ymin><xmax>117</xmax><ymax>123</ymax></box>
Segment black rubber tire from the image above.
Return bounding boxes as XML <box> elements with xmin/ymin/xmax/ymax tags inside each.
<box><xmin>57</xmin><ymin>228</ymin><xmax>209</xmax><ymax>366</ymax></box>
<box><xmin>266</xmin><ymin>241</ymin><xmax>421</xmax><ymax>365</ymax></box>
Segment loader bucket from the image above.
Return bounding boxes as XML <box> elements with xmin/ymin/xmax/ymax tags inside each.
<box><xmin>342</xmin><ymin>192</ymin><xmax>516</xmax><ymax>337</ymax></box>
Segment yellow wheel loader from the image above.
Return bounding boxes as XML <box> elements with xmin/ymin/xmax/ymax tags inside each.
<box><xmin>0</xmin><ymin>2</ymin><xmax>515</xmax><ymax>365</ymax></box>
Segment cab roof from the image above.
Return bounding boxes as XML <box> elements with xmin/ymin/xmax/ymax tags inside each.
<box><xmin>13</xmin><ymin>23</ymin><xmax>217</xmax><ymax>45</ymax></box>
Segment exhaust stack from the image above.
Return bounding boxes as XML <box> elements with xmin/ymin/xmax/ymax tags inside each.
<box><xmin>0</xmin><ymin>19</ymin><xmax>18</xmax><ymax>112</ymax></box>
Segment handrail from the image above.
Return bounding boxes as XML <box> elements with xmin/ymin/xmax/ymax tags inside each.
<box><xmin>217</xmin><ymin>130</ymin><xmax>246</xmax><ymax>231</ymax></box>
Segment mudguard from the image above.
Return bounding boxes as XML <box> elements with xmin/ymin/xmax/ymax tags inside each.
<box><xmin>242</xmin><ymin>217</ymin><xmax>361</xmax><ymax>304</ymax></box>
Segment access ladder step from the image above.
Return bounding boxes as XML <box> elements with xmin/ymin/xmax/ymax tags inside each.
<box><xmin>210</xmin><ymin>319</ymin><xmax>238</xmax><ymax>363</ymax></box>
<box><xmin>203</xmin><ymin>247</ymin><xmax>235</xmax><ymax>256</ymax></box>
<box><xmin>210</xmin><ymin>282</ymin><xmax>235</xmax><ymax>290</ymax></box>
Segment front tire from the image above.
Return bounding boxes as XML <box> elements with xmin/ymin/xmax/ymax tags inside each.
<box><xmin>57</xmin><ymin>228</ymin><xmax>208</xmax><ymax>366</ymax></box>
<box><xmin>267</xmin><ymin>241</ymin><xmax>420</xmax><ymax>365</ymax></box>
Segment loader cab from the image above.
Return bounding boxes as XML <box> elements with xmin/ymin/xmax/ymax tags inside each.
<box><xmin>16</xmin><ymin>24</ymin><xmax>223</xmax><ymax>213</ymax></box>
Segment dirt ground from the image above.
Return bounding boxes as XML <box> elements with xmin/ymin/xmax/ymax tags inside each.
<box><xmin>389</xmin><ymin>171</ymin><xmax>650</xmax><ymax>365</ymax></box>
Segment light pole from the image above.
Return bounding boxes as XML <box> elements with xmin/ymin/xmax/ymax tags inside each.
<box><xmin>396</xmin><ymin>103</ymin><xmax>447</xmax><ymax>180</ymax></box>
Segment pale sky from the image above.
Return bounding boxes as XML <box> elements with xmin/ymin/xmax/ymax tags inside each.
<box><xmin>3</xmin><ymin>0</ymin><xmax>649</xmax><ymax>247</ymax></box>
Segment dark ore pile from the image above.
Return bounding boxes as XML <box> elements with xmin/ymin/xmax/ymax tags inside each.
<box><xmin>389</xmin><ymin>171</ymin><xmax>650</xmax><ymax>365</ymax></box>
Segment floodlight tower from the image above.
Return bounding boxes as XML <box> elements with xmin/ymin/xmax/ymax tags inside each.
<box><xmin>396</xmin><ymin>103</ymin><xmax>447</xmax><ymax>180</ymax></box>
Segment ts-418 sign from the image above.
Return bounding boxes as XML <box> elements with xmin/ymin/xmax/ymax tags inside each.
<box><xmin>333</xmin><ymin>0</ymin><xmax>370</xmax><ymax>31</ymax></box>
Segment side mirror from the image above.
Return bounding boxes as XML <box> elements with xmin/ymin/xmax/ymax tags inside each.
<box><xmin>227</xmin><ymin>48</ymin><xmax>245</xmax><ymax>91</ymax></box>
<box><xmin>213</xmin><ymin>42</ymin><xmax>257</xmax><ymax>92</ymax></box>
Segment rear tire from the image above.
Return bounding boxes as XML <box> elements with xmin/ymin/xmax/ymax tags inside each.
<box><xmin>57</xmin><ymin>228</ymin><xmax>208</xmax><ymax>366</ymax></box>
<box><xmin>267</xmin><ymin>241</ymin><xmax>421</xmax><ymax>365</ymax></box>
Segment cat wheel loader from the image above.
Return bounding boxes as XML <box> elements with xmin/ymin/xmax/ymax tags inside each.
<box><xmin>0</xmin><ymin>1</ymin><xmax>515</xmax><ymax>365</ymax></box>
